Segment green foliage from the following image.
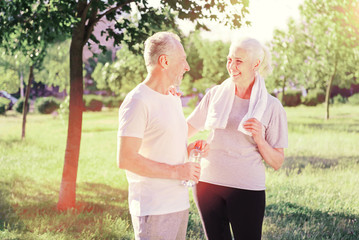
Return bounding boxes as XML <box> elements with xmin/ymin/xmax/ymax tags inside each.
<box><xmin>348</xmin><ymin>93</ymin><xmax>359</xmax><ymax>105</ymax></box>
<box><xmin>301</xmin><ymin>89</ymin><xmax>326</xmax><ymax>106</ymax></box>
<box><xmin>35</xmin><ymin>97</ymin><xmax>61</xmax><ymax>114</ymax></box>
<box><xmin>267</xmin><ymin>19</ymin><xmax>308</xmax><ymax>93</ymax></box>
<box><xmin>36</xmin><ymin>39</ymin><xmax>71</xmax><ymax>92</ymax></box>
<box><xmin>58</xmin><ymin>95</ymin><xmax>69</xmax><ymax>122</ymax></box>
<box><xmin>268</xmin><ymin>0</ymin><xmax>359</xmax><ymax>118</ymax></box>
<box><xmin>0</xmin><ymin>98</ymin><xmax>9</xmax><ymax>114</ymax></box>
<box><xmin>92</xmin><ymin>44</ymin><xmax>147</xmax><ymax>97</ymax></box>
<box><xmin>0</xmin><ymin>50</ymin><xmax>30</xmax><ymax>94</ymax></box>
<box><xmin>83</xmin><ymin>95</ymin><xmax>103</xmax><ymax>112</ymax></box>
<box><xmin>196</xmin><ymin>39</ymin><xmax>230</xmax><ymax>91</ymax></box>
<box><xmin>13</xmin><ymin>98</ymin><xmax>29</xmax><ymax>114</ymax></box>
<box><xmin>181</xmin><ymin>32</ymin><xmax>230</xmax><ymax>95</ymax></box>
<box><xmin>180</xmin><ymin>32</ymin><xmax>204</xmax><ymax>96</ymax></box>
<box><xmin>0</xmin><ymin>105</ymin><xmax>5</xmax><ymax>115</ymax></box>
<box><xmin>93</xmin><ymin>32</ymin><xmax>231</xmax><ymax>97</ymax></box>
<box><xmin>102</xmin><ymin>96</ymin><xmax>124</xmax><ymax>109</ymax></box>
<box><xmin>0</xmin><ymin>1</ymin><xmax>74</xmax><ymax>65</ymax></box>
<box><xmin>299</xmin><ymin>0</ymin><xmax>359</xmax><ymax>118</ymax></box>
<box><xmin>162</xmin><ymin>0</ymin><xmax>249</xmax><ymax>31</ymax></box>
<box><xmin>187</xmin><ymin>96</ymin><xmax>199</xmax><ymax>109</ymax></box>
<box><xmin>332</xmin><ymin>94</ymin><xmax>348</xmax><ymax>105</ymax></box>
<box><xmin>278</xmin><ymin>89</ymin><xmax>302</xmax><ymax>107</ymax></box>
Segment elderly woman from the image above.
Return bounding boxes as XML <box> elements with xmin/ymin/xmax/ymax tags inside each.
<box><xmin>187</xmin><ymin>37</ymin><xmax>288</xmax><ymax>240</ymax></box>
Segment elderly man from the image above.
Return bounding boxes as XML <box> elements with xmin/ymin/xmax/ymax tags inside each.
<box><xmin>117</xmin><ymin>32</ymin><xmax>202</xmax><ymax>240</ymax></box>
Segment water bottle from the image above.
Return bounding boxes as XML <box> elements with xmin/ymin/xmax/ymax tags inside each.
<box><xmin>182</xmin><ymin>148</ymin><xmax>202</xmax><ymax>187</ymax></box>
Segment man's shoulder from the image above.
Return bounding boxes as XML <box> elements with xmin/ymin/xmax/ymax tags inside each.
<box><xmin>124</xmin><ymin>84</ymin><xmax>147</xmax><ymax>101</ymax></box>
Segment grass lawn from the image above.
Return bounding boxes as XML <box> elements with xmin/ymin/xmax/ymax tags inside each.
<box><xmin>1</xmin><ymin>104</ymin><xmax>358</xmax><ymax>239</ymax></box>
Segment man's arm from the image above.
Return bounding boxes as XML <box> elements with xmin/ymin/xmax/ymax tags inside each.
<box><xmin>117</xmin><ymin>136</ymin><xmax>201</xmax><ymax>181</ymax></box>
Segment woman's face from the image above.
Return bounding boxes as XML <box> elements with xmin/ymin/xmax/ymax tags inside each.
<box><xmin>227</xmin><ymin>46</ymin><xmax>256</xmax><ymax>85</ymax></box>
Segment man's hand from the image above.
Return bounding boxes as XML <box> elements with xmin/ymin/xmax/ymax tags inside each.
<box><xmin>119</xmin><ymin>136</ymin><xmax>201</xmax><ymax>180</ymax></box>
<box><xmin>175</xmin><ymin>162</ymin><xmax>201</xmax><ymax>182</ymax></box>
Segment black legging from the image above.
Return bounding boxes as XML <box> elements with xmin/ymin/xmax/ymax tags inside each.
<box><xmin>196</xmin><ymin>181</ymin><xmax>265</xmax><ymax>240</ymax></box>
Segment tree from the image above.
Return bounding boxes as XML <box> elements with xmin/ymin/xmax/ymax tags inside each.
<box><xmin>0</xmin><ymin>51</ymin><xmax>29</xmax><ymax>96</ymax></box>
<box><xmin>177</xmin><ymin>31</ymin><xmax>230</xmax><ymax>95</ymax></box>
<box><xmin>37</xmin><ymin>39</ymin><xmax>72</xmax><ymax>93</ymax></box>
<box><xmin>299</xmin><ymin>0</ymin><xmax>359</xmax><ymax>119</ymax></box>
<box><xmin>1</xmin><ymin>0</ymin><xmax>250</xmax><ymax>210</ymax></box>
<box><xmin>194</xmin><ymin>38</ymin><xmax>230</xmax><ymax>93</ymax></box>
<box><xmin>92</xmin><ymin>44</ymin><xmax>147</xmax><ymax>96</ymax></box>
<box><xmin>267</xmin><ymin>19</ymin><xmax>310</xmax><ymax>101</ymax></box>
<box><xmin>0</xmin><ymin>1</ymin><xmax>72</xmax><ymax>139</ymax></box>
<box><xmin>93</xmin><ymin>31</ymin><xmax>231</xmax><ymax>97</ymax></box>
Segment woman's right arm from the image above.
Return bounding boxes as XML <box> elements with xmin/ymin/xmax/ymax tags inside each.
<box><xmin>186</xmin><ymin>89</ymin><xmax>212</xmax><ymax>138</ymax></box>
<box><xmin>188</xmin><ymin>123</ymin><xmax>199</xmax><ymax>138</ymax></box>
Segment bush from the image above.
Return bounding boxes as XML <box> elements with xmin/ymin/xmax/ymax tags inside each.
<box><xmin>102</xmin><ymin>96</ymin><xmax>124</xmax><ymax>108</ymax></box>
<box><xmin>302</xmin><ymin>89</ymin><xmax>326</xmax><ymax>106</ymax></box>
<box><xmin>0</xmin><ymin>104</ymin><xmax>5</xmax><ymax>115</ymax></box>
<box><xmin>0</xmin><ymin>98</ymin><xmax>10</xmax><ymax>114</ymax></box>
<box><xmin>83</xmin><ymin>95</ymin><xmax>103</xmax><ymax>111</ymax></box>
<box><xmin>13</xmin><ymin>98</ymin><xmax>29</xmax><ymax>114</ymax></box>
<box><xmin>332</xmin><ymin>94</ymin><xmax>348</xmax><ymax>105</ymax></box>
<box><xmin>59</xmin><ymin>96</ymin><xmax>69</xmax><ymax>116</ymax></box>
<box><xmin>35</xmin><ymin>97</ymin><xmax>61</xmax><ymax>114</ymax></box>
<box><xmin>277</xmin><ymin>89</ymin><xmax>302</xmax><ymax>107</ymax></box>
<box><xmin>187</xmin><ymin>96</ymin><xmax>199</xmax><ymax>109</ymax></box>
<box><xmin>348</xmin><ymin>93</ymin><xmax>359</xmax><ymax>105</ymax></box>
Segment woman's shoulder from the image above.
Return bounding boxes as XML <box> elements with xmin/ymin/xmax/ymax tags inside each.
<box><xmin>266</xmin><ymin>93</ymin><xmax>286</xmax><ymax>114</ymax></box>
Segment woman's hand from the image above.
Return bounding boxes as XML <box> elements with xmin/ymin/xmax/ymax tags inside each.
<box><xmin>187</xmin><ymin>140</ymin><xmax>210</xmax><ymax>157</ymax></box>
<box><xmin>243</xmin><ymin>118</ymin><xmax>265</xmax><ymax>145</ymax></box>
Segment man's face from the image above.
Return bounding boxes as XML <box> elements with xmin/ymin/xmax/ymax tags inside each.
<box><xmin>227</xmin><ymin>46</ymin><xmax>255</xmax><ymax>84</ymax></box>
<box><xmin>167</xmin><ymin>42</ymin><xmax>190</xmax><ymax>87</ymax></box>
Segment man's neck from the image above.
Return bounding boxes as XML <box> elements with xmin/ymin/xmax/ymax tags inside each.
<box><xmin>143</xmin><ymin>70</ymin><xmax>171</xmax><ymax>95</ymax></box>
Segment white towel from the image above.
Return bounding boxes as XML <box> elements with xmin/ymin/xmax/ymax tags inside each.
<box><xmin>204</xmin><ymin>72</ymin><xmax>268</xmax><ymax>136</ymax></box>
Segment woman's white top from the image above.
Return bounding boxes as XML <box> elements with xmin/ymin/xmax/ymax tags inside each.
<box><xmin>187</xmin><ymin>87</ymin><xmax>288</xmax><ymax>190</ymax></box>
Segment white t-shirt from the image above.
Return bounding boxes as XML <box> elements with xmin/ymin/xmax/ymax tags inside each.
<box><xmin>187</xmin><ymin>86</ymin><xmax>288</xmax><ymax>190</ymax></box>
<box><xmin>118</xmin><ymin>83</ymin><xmax>189</xmax><ymax>216</ymax></box>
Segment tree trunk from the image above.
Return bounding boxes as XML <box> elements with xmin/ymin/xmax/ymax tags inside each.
<box><xmin>57</xmin><ymin>23</ymin><xmax>85</xmax><ymax>211</ymax></box>
<box><xmin>21</xmin><ymin>65</ymin><xmax>33</xmax><ymax>139</ymax></box>
<box><xmin>281</xmin><ymin>79</ymin><xmax>286</xmax><ymax>104</ymax></box>
<box><xmin>20</xmin><ymin>71</ymin><xmax>24</xmax><ymax>98</ymax></box>
<box><xmin>324</xmin><ymin>59</ymin><xmax>338</xmax><ymax>120</ymax></box>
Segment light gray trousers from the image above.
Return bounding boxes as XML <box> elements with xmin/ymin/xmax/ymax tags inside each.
<box><xmin>131</xmin><ymin>209</ymin><xmax>189</xmax><ymax>240</ymax></box>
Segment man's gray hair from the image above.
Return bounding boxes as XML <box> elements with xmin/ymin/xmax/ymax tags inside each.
<box><xmin>144</xmin><ymin>32</ymin><xmax>181</xmax><ymax>71</ymax></box>
<box><xmin>230</xmin><ymin>37</ymin><xmax>273</xmax><ymax>77</ymax></box>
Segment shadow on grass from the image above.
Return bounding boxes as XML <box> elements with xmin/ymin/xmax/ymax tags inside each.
<box><xmin>264</xmin><ymin>202</ymin><xmax>358</xmax><ymax>239</ymax></box>
<box><xmin>82</xmin><ymin>126</ymin><xmax>117</xmax><ymax>133</ymax></box>
<box><xmin>0</xmin><ymin>181</ymin><xmax>27</xmax><ymax>232</ymax></box>
<box><xmin>0</xmin><ymin>138</ymin><xmax>23</xmax><ymax>148</ymax></box>
<box><xmin>0</xmin><ymin>179</ymin><xmax>132</xmax><ymax>239</ymax></box>
<box><xmin>282</xmin><ymin>156</ymin><xmax>339</xmax><ymax>174</ymax></box>
<box><xmin>282</xmin><ymin>155</ymin><xmax>359</xmax><ymax>175</ymax></box>
<box><xmin>77</xmin><ymin>182</ymin><xmax>130</xmax><ymax>216</ymax></box>
<box><xmin>288</xmin><ymin>122</ymin><xmax>359</xmax><ymax>133</ymax></box>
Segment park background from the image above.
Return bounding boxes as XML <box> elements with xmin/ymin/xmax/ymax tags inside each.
<box><xmin>1</xmin><ymin>0</ymin><xmax>359</xmax><ymax>239</ymax></box>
